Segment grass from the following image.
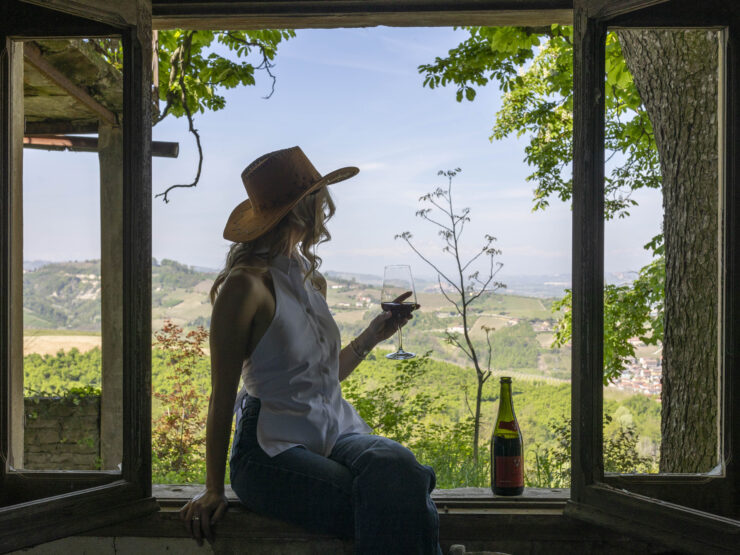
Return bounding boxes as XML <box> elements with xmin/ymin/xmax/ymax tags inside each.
<box><xmin>23</xmin><ymin>309</ymin><xmax>56</xmax><ymax>329</ymax></box>
<box><xmin>152</xmin><ymin>288</ymin><xmax>212</xmax><ymax>324</ymax></box>
<box><xmin>415</xmin><ymin>291</ymin><xmax>453</xmax><ymax>311</ymax></box>
<box><xmin>469</xmin><ymin>315</ymin><xmax>516</xmax><ymax>336</ymax></box>
<box><xmin>479</xmin><ymin>294</ymin><xmax>552</xmax><ymax>319</ymax></box>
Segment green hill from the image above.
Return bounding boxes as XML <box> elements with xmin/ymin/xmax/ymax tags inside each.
<box><xmin>23</xmin><ymin>260</ymin><xmax>102</xmax><ymax>330</ymax></box>
<box><xmin>23</xmin><ymin>259</ymin><xmax>570</xmax><ymax>380</ymax></box>
<box><xmin>23</xmin><ymin>259</ymin><xmax>218</xmax><ymax>331</ymax></box>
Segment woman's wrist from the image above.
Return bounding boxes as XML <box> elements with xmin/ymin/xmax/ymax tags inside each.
<box><xmin>205</xmin><ymin>476</ymin><xmax>225</xmax><ymax>495</ymax></box>
<box><xmin>350</xmin><ymin>333</ymin><xmax>374</xmax><ymax>359</ymax></box>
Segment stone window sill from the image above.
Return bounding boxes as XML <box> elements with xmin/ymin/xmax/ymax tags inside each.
<box><xmin>153</xmin><ymin>484</ymin><xmax>570</xmax><ymax>511</ymax></box>
<box><xmin>79</xmin><ymin>486</ymin><xmax>655</xmax><ymax>553</ymax></box>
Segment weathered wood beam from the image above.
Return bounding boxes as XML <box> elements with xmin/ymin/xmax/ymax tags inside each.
<box><xmin>9</xmin><ymin>39</ymin><xmax>24</xmax><ymax>475</ymax></box>
<box><xmin>99</xmin><ymin>123</ymin><xmax>124</xmax><ymax>472</ymax></box>
<box><xmin>586</xmin><ymin>0</ymin><xmax>669</xmax><ymax>20</ymax></box>
<box><xmin>0</xmin><ymin>481</ymin><xmax>158</xmax><ymax>552</ymax></box>
<box><xmin>152</xmin><ymin>0</ymin><xmax>573</xmax><ymax>29</ymax></box>
<box><xmin>24</xmin><ymin>120</ymin><xmax>99</xmax><ymax>135</ymax></box>
<box><xmin>23</xmin><ymin>135</ymin><xmax>179</xmax><ymax>158</ymax></box>
<box><xmin>23</xmin><ymin>42</ymin><xmax>117</xmax><ymax>126</ymax></box>
<box><xmin>4</xmin><ymin>471</ymin><xmax>120</xmax><ymax>505</ymax></box>
<box><xmin>15</xmin><ymin>0</ymin><xmax>140</xmax><ymax>28</ymax></box>
<box><xmin>570</xmin><ymin>0</ymin><xmax>605</xmax><ymax>499</ymax></box>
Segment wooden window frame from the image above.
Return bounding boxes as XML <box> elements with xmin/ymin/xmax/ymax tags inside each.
<box><xmin>567</xmin><ymin>0</ymin><xmax>739</xmax><ymax>552</ymax></box>
<box><xmin>147</xmin><ymin>0</ymin><xmax>576</xmax><ymax>503</ymax></box>
<box><xmin>1</xmin><ymin>0</ymin><xmax>737</xmax><ymax>552</ymax></box>
<box><xmin>0</xmin><ymin>2</ymin><xmax>157</xmax><ymax>551</ymax></box>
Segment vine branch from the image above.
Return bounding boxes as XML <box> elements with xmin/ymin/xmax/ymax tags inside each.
<box><xmin>154</xmin><ymin>31</ymin><xmax>287</xmax><ymax>202</ymax></box>
<box><xmin>155</xmin><ymin>32</ymin><xmax>202</xmax><ymax>203</ymax></box>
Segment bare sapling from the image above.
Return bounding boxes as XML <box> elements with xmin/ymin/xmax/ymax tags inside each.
<box><xmin>396</xmin><ymin>168</ymin><xmax>504</xmax><ymax>463</ymax></box>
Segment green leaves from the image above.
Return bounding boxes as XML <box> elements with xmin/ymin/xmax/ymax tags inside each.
<box><xmin>150</xmin><ymin>29</ymin><xmax>294</xmax><ymax>201</ymax></box>
<box><xmin>551</xmin><ymin>238</ymin><xmax>664</xmax><ymax>384</ymax></box>
<box><xmin>418</xmin><ymin>27</ymin><xmax>538</xmax><ymax>101</ymax></box>
<box><xmin>419</xmin><ymin>26</ymin><xmax>661</xmax><ymax>221</ymax></box>
<box><xmin>154</xmin><ymin>29</ymin><xmax>295</xmax><ymax>121</ymax></box>
<box><xmin>343</xmin><ymin>353</ymin><xmax>491</xmax><ymax>488</ymax></box>
<box><xmin>343</xmin><ymin>352</ymin><xmax>442</xmax><ymax>445</ymax></box>
<box><xmin>526</xmin><ymin>414</ymin><xmax>658</xmax><ymax>488</ymax></box>
<box><xmin>151</xmin><ymin>320</ymin><xmax>210</xmax><ymax>479</ymax></box>
<box><xmin>24</xmin><ymin>383</ymin><xmax>101</xmax><ymax>405</ymax></box>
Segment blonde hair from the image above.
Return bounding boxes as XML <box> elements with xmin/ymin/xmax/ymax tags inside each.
<box><xmin>210</xmin><ymin>187</ymin><xmax>336</xmax><ymax>304</ymax></box>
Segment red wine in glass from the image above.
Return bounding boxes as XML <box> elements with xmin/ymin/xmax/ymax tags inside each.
<box><xmin>380</xmin><ymin>301</ymin><xmax>416</xmax><ymax>318</ymax></box>
<box><xmin>381</xmin><ymin>265</ymin><xmax>417</xmax><ymax>360</ymax></box>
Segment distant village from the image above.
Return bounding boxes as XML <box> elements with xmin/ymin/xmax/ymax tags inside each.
<box><xmin>609</xmin><ymin>340</ymin><xmax>663</xmax><ymax>398</ymax></box>
<box><xmin>329</xmin><ymin>283</ymin><xmax>374</xmax><ymax>308</ymax></box>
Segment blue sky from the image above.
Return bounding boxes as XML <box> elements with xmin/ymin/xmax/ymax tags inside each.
<box><xmin>23</xmin><ymin>27</ymin><xmax>662</xmax><ymax>281</ymax></box>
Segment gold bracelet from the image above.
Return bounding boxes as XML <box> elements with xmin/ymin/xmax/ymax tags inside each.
<box><xmin>349</xmin><ymin>338</ymin><xmax>370</xmax><ymax>360</ymax></box>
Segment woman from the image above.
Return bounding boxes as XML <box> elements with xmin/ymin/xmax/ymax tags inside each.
<box><xmin>180</xmin><ymin>146</ymin><xmax>442</xmax><ymax>554</ymax></box>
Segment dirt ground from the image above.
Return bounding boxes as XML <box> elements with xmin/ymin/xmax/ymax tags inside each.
<box><xmin>23</xmin><ymin>335</ymin><xmax>102</xmax><ymax>356</ymax></box>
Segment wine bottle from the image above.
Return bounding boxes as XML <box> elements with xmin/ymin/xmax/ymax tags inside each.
<box><xmin>491</xmin><ymin>376</ymin><xmax>524</xmax><ymax>496</ymax></box>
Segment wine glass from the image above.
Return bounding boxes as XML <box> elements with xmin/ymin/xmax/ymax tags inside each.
<box><xmin>381</xmin><ymin>265</ymin><xmax>417</xmax><ymax>360</ymax></box>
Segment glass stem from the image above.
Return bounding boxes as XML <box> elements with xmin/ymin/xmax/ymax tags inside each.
<box><xmin>397</xmin><ymin>323</ymin><xmax>403</xmax><ymax>352</ymax></box>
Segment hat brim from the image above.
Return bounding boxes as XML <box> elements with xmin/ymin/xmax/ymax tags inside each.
<box><xmin>223</xmin><ymin>166</ymin><xmax>359</xmax><ymax>243</ymax></box>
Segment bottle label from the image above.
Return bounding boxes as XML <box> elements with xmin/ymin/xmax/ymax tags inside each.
<box><xmin>495</xmin><ymin>455</ymin><xmax>523</xmax><ymax>487</ymax></box>
<box><xmin>497</xmin><ymin>420</ymin><xmax>518</xmax><ymax>432</ymax></box>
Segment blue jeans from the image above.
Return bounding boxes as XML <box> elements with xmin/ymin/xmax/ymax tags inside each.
<box><xmin>229</xmin><ymin>396</ymin><xmax>442</xmax><ymax>555</ymax></box>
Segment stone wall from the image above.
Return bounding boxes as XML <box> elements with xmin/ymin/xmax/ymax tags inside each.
<box><xmin>23</xmin><ymin>395</ymin><xmax>101</xmax><ymax>470</ymax></box>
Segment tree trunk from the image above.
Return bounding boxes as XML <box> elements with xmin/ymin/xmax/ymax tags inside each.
<box><xmin>618</xmin><ymin>30</ymin><xmax>719</xmax><ymax>473</ymax></box>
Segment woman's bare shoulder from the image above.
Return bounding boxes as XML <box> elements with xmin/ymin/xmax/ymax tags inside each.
<box><xmin>215</xmin><ymin>267</ymin><xmax>270</xmax><ymax>308</ymax></box>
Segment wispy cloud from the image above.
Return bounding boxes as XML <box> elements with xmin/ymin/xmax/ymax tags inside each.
<box><xmin>281</xmin><ymin>51</ymin><xmax>409</xmax><ymax>77</ymax></box>
<box><xmin>377</xmin><ymin>33</ymin><xmax>459</xmax><ymax>59</ymax></box>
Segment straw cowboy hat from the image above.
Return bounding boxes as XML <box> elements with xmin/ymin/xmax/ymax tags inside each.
<box><xmin>223</xmin><ymin>146</ymin><xmax>359</xmax><ymax>242</ymax></box>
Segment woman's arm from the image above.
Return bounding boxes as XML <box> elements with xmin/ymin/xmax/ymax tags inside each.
<box><xmin>338</xmin><ymin>325</ymin><xmax>380</xmax><ymax>381</ymax></box>
<box><xmin>206</xmin><ymin>270</ymin><xmax>263</xmax><ymax>492</ymax></box>
<box><xmin>180</xmin><ymin>269</ymin><xmax>263</xmax><ymax>544</ymax></box>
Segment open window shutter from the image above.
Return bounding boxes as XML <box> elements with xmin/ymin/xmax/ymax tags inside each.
<box><xmin>0</xmin><ymin>1</ymin><xmax>156</xmax><ymax>551</ymax></box>
<box><xmin>567</xmin><ymin>0</ymin><xmax>739</xmax><ymax>553</ymax></box>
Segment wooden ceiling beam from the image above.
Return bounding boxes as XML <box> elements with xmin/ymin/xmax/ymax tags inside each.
<box><xmin>24</xmin><ymin>120</ymin><xmax>99</xmax><ymax>135</ymax></box>
<box><xmin>152</xmin><ymin>0</ymin><xmax>573</xmax><ymax>29</ymax></box>
<box><xmin>23</xmin><ymin>135</ymin><xmax>179</xmax><ymax>158</ymax></box>
<box><xmin>23</xmin><ymin>42</ymin><xmax>117</xmax><ymax>126</ymax></box>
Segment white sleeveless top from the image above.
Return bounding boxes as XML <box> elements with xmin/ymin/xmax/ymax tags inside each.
<box><xmin>239</xmin><ymin>254</ymin><xmax>371</xmax><ymax>457</ymax></box>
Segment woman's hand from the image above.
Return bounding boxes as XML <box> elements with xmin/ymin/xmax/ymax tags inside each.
<box><xmin>362</xmin><ymin>291</ymin><xmax>419</xmax><ymax>347</ymax></box>
<box><xmin>180</xmin><ymin>488</ymin><xmax>229</xmax><ymax>546</ymax></box>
